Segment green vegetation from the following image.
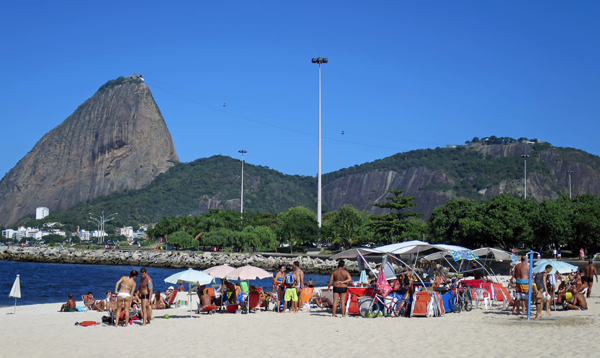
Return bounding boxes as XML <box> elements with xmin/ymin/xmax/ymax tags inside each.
<box><xmin>428</xmin><ymin>193</ymin><xmax>600</xmax><ymax>252</ymax></box>
<box><xmin>96</xmin><ymin>76</ymin><xmax>142</xmax><ymax>94</ymax></box>
<box><xmin>368</xmin><ymin>189</ymin><xmax>427</xmax><ymax>244</ymax></box>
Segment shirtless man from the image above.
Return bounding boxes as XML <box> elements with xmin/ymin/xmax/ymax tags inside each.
<box><xmin>583</xmin><ymin>260</ymin><xmax>598</xmax><ymax>298</ymax></box>
<box><xmin>565</xmin><ymin>286</ymin><xmax>588</xmax><ymax>310</ymax></box>
<box><xmin>293</xmin><ymin>261</ymin><xmax>305</xmax><ymax>296</ymax></box>
<box><xmin>512</xmin><ymin>255</ymin><xmax>530</xmax><ymax>315</ymax></box>
<box><xmin>222</xmin><ymin>279</ymin><xmax>237</xmax><ymax>305</ymax></box>
<box><xmin>327</xmin><ymin>260</ymin><xmax>352</xmax><ymax>317</ymax></box>
<box><xmin>272</xmin><ymin>265</ymin><xmax>286</xmax><ymax>313</ymax></box>
<box><xmin>114</xmin><ymin>270</ymin><xmax>138</xmax><ymax>327</ymax></box>
<box><xmin>139</xmin><ymin>267</ymin><xmax>153</xmax><ymax>325</ymax></box>
<box><xmin>59</xmin><ymin>294</ymin><xmax>77</xmax><ymax>312</ymax></box>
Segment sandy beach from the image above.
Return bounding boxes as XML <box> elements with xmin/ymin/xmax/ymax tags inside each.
<box><xmin>2</xmin><ymin>294</ymin><xmax>600</xmax><ymax>358</ymax></box>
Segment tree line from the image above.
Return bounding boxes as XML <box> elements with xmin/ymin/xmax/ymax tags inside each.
<box><xmin>148</xmin><ymin>191</ymin><xmax>600</xmax><ymax>254</ymax></box>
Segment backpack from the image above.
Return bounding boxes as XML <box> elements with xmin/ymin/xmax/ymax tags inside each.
<box><xmin>285</xmin><ymin>273</ymin><xmax>295</xmax><ymax>286</ymax></box>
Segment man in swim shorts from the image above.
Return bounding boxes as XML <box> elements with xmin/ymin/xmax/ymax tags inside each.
<box><xmin>293</xmin><ymin>261</ymin><xmax>304</xmax><ymax>296</ymax></box>
<box><xmin>283</xmin><ymin>265</ymin><xmax>298</xmax><ymax>312</ymax></box>
<box><xmin>328</xmin><ymin>260</ymin><xmax>352</xmax><ymax>317</ymax></box>
<box><xmin>512</xmin><ymin>255</ymin><xmax>530</xmax><ymax>315</ymax></box>
<box><xmin>583</xmin><ymin>260</ymin><xmax>597</xmax><ymax>298</ymax></box>
<box><xmin>59</xmin><ymin>294</ymin><xmax>77</xmax><ymax>312</ymax></box>
<box><xmin>139</xmin><ymin>267</ymin><xmax>153</xmax><ymax>325</ymax></box>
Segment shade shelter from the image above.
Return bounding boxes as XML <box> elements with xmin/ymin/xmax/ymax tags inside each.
<box><xmin>164</xmin><ymin>268</ymin><xmax>215</xmax><ymax>317</ymax></box>
<box><xmin>226</xmin><ymin>265</ymin><xmax>272</xmax><ymax>312</ymax></box>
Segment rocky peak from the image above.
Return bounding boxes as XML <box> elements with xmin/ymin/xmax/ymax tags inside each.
<box><xmin>0</xmin><ymin>77</ymin><xmax>179</xmax><ymax>226</ymax></box>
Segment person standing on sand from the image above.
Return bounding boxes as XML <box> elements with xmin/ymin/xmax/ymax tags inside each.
<box><xmin>283</xmin><ymin>265</ymin><xmax>299</xmax><ymax>312</ymax></box>
<box><xmin>328</xmin><ymin>260</ymin><xmax>352</xmax><ymax>317</ymax></box>
<box><xmin>512</xmin><ymin>255</ymin><xmax>529</xmax><ymax>315</ymax></box>
<box><xmin>139</xmin><ymin>267</ymin><xmax>153</xmax><ymax>325</ymax></box>
<box><xmin>293</xmin><ymin>261</ymin><xmax>304</xmax><ymax>297</ymax></box>
<box><xmin>583</xmin><ymin>260</ymin><xmax>598</xmax><ymax>298</ymax></box>
<box><xmin>580</xmin><ymin>248</ymin><xmax>585</xmax><ymax>261</ymax></box>
<box><xmin>114</xmin><ymin>270</ymin><xmax>138</xmax><ymax>327</ymax></box>
<box><xmin>534</xmin><ymin>265</ymin><xmax>553</xmax><ymax>320</ymax></box>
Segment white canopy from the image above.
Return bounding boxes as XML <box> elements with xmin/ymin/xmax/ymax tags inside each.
<box><xmin>472</xmin><ymin>247</ymin><xmax>512</xmax><ymax>262</ymax></box>
<box><xmin>422</xmin><ymin>244</ymin><xmax>471</xmax><ymax>261</ymax></box>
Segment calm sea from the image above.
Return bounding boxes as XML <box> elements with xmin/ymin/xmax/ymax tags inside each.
<box><xmin>0</xmin><ymin>260</ymin><xmax>352</xmax><ymax>308</ymax></box>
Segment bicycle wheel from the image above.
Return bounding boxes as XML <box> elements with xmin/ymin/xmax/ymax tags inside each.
<box><xmin>464</xmin><ymin>291</ymin><xmax>473</xmax><ymax>312</ymax></box>
<box><xmin>359</xmin><ymin>299</ymin><xmax>380</xmax><ymax>318</ymax></box>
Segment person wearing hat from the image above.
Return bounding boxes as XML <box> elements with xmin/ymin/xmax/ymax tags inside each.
<box><xmin>165</xmin><ymin>286</ymin><xmax>175</xmax><ymax>304</ymax></box>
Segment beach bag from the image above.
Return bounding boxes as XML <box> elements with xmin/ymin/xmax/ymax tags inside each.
<box><xmin>376</xmin><ymin>270</ymin><xmax>392</xmax><ymax>297</ymax></box>
<box><xmin>285</xmin><ymin>273</ymin><xmax>296</xmax><ymax>286</ymax></box>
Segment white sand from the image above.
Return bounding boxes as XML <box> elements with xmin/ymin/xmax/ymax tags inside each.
<box><xmin>2</xmin><ymin>295</ymin><xmax>600</xmax><ymax>358</ymax></box>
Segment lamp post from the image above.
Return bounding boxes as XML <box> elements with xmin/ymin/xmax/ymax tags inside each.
<box><xmin>312</xmin><ymin>56</ymin><xmax>328</xmax><ymax>229</ymax></box>
<box><xmin>521</xmin><ymin>154</ymin><xmax>530</xmax><ymax>198</ymax></box>
<box><xmin>567</xmin><ymin>170</ymin><xmax>574</xmax><ymax>198</ymax></box>
<box><xmin>239</xmin><ymin>150</ymin><xmax>247</xmax><ymax>214</ymax></box>
<box><xmin>89</xmin><ymin>211</ymin><xmax>117</xmax><ymax>244</ymax></box>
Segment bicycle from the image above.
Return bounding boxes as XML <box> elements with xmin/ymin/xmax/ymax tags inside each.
<box><xmin>453</xmin><ymin>286</ymin><xmax>473</xmax><ymax>313</ymax></box>
<box><xmin>358</xmin><ymin>291</ymin><xmax>410</xmax><ymax>318</ymax></box>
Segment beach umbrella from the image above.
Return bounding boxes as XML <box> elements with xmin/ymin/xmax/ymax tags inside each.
<box><xmin>9</xmin><ymin>274</ymin><xmax>21</xmax><ymax>314</ymax></box>
<box><xmin>226</xmin><ymin>265</ymin><xmax>272</xmax><ymax>281</ymax></box>
<box><xmin>203</xmin><ymin>264</ymin><xmax>235</xmax><ymax>278</ymax></box>
<box><xmin>532</xmin><ymin>260</ymin><xmax>577</xmax><ymax>274</ymax></box>
<box><xmin>226</xmin><ymin>265</ymin><xmax>272</xmax><ymax>312</ymax></box>
<box><xmin>164</xmin><ymin>268</ymin><xmax>215</xmax><ymax>317</ymax></box>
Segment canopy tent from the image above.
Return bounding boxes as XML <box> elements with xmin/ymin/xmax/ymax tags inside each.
<box><xmin>164</xmin><ymin>268</ymin><xmax>215</xmax><ymax>317</ymax></box>
<box><xmin>472</xmin><ymin>247</ymin><xmax>513</xmax><ymax>262</ymax></box>
<box><xmin>203</xmin><ymin>264</ymin><xmax>235</xmax><ymax>278</ymax></box>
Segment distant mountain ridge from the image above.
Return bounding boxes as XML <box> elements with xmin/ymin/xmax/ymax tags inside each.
<box><xmin>22</xmin><ymin>141</ymin><xmax>600</xmax><ymax>232</ymax></box>
<box><xmin>0</xmin><ymin>76</ymin><xmax>178</xmax><ymax>226</ymax></box>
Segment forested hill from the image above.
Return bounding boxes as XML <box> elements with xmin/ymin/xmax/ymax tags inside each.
<box><xmin>16</xmin><ymin>140</ymin><xmax>600</xmax><ymax>232</ymax></box>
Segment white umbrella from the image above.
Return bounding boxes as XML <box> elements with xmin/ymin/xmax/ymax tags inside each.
<box><xmin>204</xmin><ymin>264</ymin><xmax>235</xmax><ymax>278</ymax></box>
<box><xmin>164</xmin><ymin>268</ymin><xmax>215</xmax><ymax>317</ymax></box>
<box><xmin>226</xmin><ymin>265</ymin><xmax>272</xmax><ymax>281</ymax></box>
<box><xmin>226</xmin><ymin>265</ymin><xmax>272</xmax><ymax>313</ymax></box>
<box><xmin>9</xmin><ymin>274</ymin><xmax>21</xmax><ymax>314</ymax></box>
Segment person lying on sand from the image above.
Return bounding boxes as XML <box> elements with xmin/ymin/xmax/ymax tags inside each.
<box><xmin>84</xmin><ymin>292</ymin><xmax>106</xmax><ymax>311</ymax></box>
<box><xmin>59</xmin><ymin>294</ymin><xmax>77</xmax><ymax>312</ymax></box>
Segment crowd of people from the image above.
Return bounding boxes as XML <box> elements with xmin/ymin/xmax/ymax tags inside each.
<box><xmin>511</xmin><ymin>255</ymin><xmax>598</xmax><ymax>319</ymax></box>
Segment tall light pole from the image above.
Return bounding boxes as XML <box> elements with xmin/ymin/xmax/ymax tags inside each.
<box><xmin>312</xmin><ymin>56</ymin><xmax>328</xmax><ymax>228</ymax></box>
<box><xmin>567</xmin><ymin>170</ymin><xmax>574</xmax><ymax>198</ymax></box>
<box><xmin>89</xmin><ymin>211</ymin><xmax>118</xmax><ymax>244</ymax></box>
<box><xmin>521</xmin><ymin>154</ymin><xmax>529</xmax><ymax>199</ymax></box>
<box><xmin>238</xmin><ymin>150</ymin><xmax>247</xmax><ymax>213</ymax></box>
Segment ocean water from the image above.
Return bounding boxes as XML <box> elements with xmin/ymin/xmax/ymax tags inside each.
<box><xmin>0</xmin><ymin>260</ymin><xmax>353</xmax><ymax>308</ymax></box>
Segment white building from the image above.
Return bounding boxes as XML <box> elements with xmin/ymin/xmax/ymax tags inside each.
<box><xmin>77</xmin><ymin>230</ymin><xmax>91</xmax><ymax>240</ymax></box>
<box><xmin>120</xmin><ymin>226</ymin><xmax>134</xmax><ymax>238</ymax></box>
<box><xmin>2</xmin><ymin>229</ymin><xmax>15</xmax><ymax>239</ymax></box>
<box><xmin>15</xmin><ymin>227</ymin><xmax>29</xmax><ymax>241</ymax></box>
<box><xmin>36</xmin><ymin>207</ymin><xmax>49</xmax><ymax>220</ymax></box>
<box><xmin>91</xmin><ymin>230</ymin><xmax>107</xmax><ymax>238</ymax></box>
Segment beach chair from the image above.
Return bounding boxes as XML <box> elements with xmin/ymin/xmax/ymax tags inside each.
<box><xmin>320</xmin><ymin>289</ymin><xmax>333</xmax><ymax>310</ymax></box>
<box><xmin>247</xmin><ymin>293</ymin><xmax>260</xmax><ymax>312</ymax></box>
<box><xmin>299</xmin><ymin>287</ymin><xmax>313</xmax><ymax>307</ymax></box>
<box><xmin>473</xmin><ymin>289</ymin><xmax>491</xmax><ymax>309</ymax></box>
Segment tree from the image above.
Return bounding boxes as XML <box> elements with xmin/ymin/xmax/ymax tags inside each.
<box><xmin>242</xmin><ymin>226</ymin><xmax>279</xmax><ymax>251</ymax></box>
<box><xmin>368</xmin><ymin>189</ymin><xmax>425</xmax><ymax>243</ymax></box>
<box><xmin>570</xmin><ymin>194</ymin><xmax>600</xmax><ymax>253</ymax></box>
<box><xmin>277</xmin><ymin>206</ymin><xmax>318</xmax><ymax>253</ymax></box>
<box><xmin>326</xmin><ymin>205</ymin><xmax>368</xmax><ymax>247</ymax></box>
<box><xmin>168</xmin><ymin>231</ymin><xmax>198</xmax><ymax>250</ymax></box>
<box><xmin>41</xmin><ymin>234</ymin><xmax>66</xmax><ymax>244</ymax></box>
<box><xmin>428</xmin><ymin>199</ymin><xmax>477</xmax><ymax>246</ymax></box>
<box><xmin>461</xmin><ymin>194</ymin><xmax>532</xmax><ymax>250</ymax></box>
<box><xmin>529</xmin><ymin>197</ymin><xmax>572</xmax><ymax>252</ymax></box>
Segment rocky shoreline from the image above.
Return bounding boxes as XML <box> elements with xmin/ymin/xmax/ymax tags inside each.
<box><xmin>0</xmin><ymin>246</ymin><xmax>367</xmax><ymax>275</ymax></box>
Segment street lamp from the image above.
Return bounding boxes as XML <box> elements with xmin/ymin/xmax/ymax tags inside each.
<box><xmin>89</xmin><ymin>211</ymin><xmax>118</xmax><ymax>244</ymax></box>
<box><xmin>567</xmin><ymin>170</ymin><xmax>574</xmax><ymax>198</ymax></box>
<box><xmin>311</xmin><ymin>56</ymin><xmax>328</xmax><ymax>229</ymax></box>
<box><xmin>521</xmin><ymin>154</ymin><xmax>530</xmax><ymax>199</ymax></box>
<box><xmin>238</xmin><ymin>150</ymin><xmax>247</xmax><ymax>213</ymax></box>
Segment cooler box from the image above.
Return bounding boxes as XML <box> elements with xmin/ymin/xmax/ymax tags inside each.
<box><xmin>227</xmin><ymin>304</ymin><xmax>238</xmax><ymax>313</ymax></box>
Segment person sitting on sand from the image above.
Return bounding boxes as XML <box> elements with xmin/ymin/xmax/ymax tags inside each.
<box><xmin>249</xmin><ymin>286</ymin><xmax>267</xmax><ymax>310</ymax></box>
<box><xmin>105</xmin><ymin>292</ymin><xmax>118</xmax><ymax>312</ymax></box>
<box><xmin>152</xmin><ymin>291</ymin><xmax>168</xmax><ymax>309</ymax></box>
<box><xmin>310</xmin><ymin>291</ymin><xmax>333</xmax><ymax>308</ymax></box>
<box><xmin>59</xmin><ymin>294</ymin><xmax>77</xmax><ymax>312</ymax></box>
<box><xmin>563</xmin><ymin>286</ymin><xmax>588</xmax><ymax>310</ymax></box>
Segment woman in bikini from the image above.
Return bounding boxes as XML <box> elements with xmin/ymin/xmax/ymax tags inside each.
<box><xmin>272</xmin><ymin>265</ymin><xmax>286</xmax><ymax>313</ymax></box>
<box><xmin>114</xmin><ymin>270</ymin><xmax>138</xmax><ymax>327</ymax></box>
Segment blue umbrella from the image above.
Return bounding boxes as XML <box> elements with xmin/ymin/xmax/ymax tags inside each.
<box><xmin>533</xmin><ymin>260</ymin><xmax>577</xmax><ymax>274</ymax></box>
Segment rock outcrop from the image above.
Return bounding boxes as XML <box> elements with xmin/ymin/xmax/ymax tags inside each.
<box><xmin>0</xmin><ymin>246</ymin><xmax>366</xmax><ymax>275</ymax></box>
<box><xmin>0</xmin><ymin>77</ymin><xmax>178</xmax><ymax>226</ymax></box>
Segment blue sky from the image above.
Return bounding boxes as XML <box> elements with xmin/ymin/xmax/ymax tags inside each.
<box><xmin>1</xmin><ymin>1</ymin><xmax>599</xmax><ymax>178</ymax></box>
